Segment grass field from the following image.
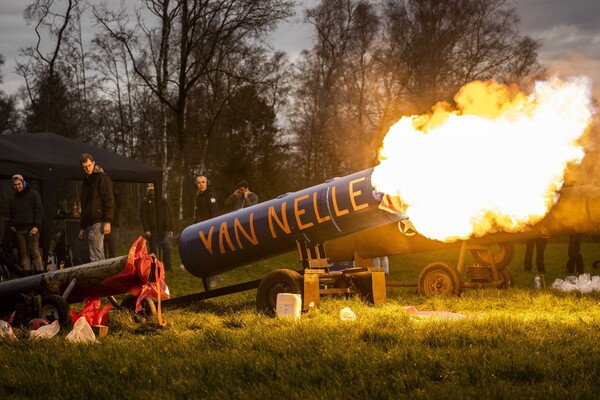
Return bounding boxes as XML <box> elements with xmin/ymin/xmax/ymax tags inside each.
<box><xmin>1</xmin><ymin>238</ymin><xmax>600</xmax><ymax>399</ymax></box>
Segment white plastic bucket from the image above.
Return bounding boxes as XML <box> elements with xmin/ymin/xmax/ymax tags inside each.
<box><xmin>276</xmin><ymin>293</ymin><xmax>302</xmax><ymax>319</ymax></box>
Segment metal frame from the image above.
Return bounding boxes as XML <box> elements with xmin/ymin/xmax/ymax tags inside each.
<box><xmin>386</xmin><ymin>240</ymin><xmax>505</xmax><ymax>290</ymax></box>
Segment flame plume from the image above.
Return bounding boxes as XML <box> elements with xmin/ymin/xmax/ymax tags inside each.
<box><xmin>372</xmin><ymin>77</ymin><xmax>595</xmax><ymax>241</ymax></box>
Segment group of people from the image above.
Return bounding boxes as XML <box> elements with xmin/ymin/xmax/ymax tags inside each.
<box><xmin>5</xmin><ymin>153</ymin><xmax>115</xmax><ymax>276</ymax></box>
<box><xmin>7</xmin><ymin>152</ymin><xmax>259</xmax><ymax>276</ymax></box>
<box><xmin>523</xmin><ymin>233</ymin><xmax>587</xmax><ymax>276</ymax></box>
<box><xmin>194</xmin><ymin>176</ymin><xmax>258</xmax><ymax>223</ymax></box>
<box><xmin>139</xmin><ymin>175</ymin><xmax>258</xmax><ymax>271</ymax></box>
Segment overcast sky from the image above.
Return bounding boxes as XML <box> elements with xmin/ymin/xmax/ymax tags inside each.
<box><xmin>1</xmin><ymin>0</ymin><xmax>599</xmax><ymax>99</ymax></box>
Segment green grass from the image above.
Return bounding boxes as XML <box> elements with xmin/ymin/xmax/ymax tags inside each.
<box><xmin>2</xmin><ymin>240</ymin><xmax>600</xmax><ymax>399</ymax></box>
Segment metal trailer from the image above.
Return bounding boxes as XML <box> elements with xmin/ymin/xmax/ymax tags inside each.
<box><xmin>171</xmin><ymin>168</ymin><xmax>403</xmax><ymax>314</ymax></box>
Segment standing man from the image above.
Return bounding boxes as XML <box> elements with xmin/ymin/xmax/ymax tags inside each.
<box><xmin>224</xmin><ymin>180</ymin><xmax>258</xmax><ymax>213</ymax></box>
<box><xmin>566</xmin><ymin>233</ymin><xmax>584</xmax><ymax>275</ymax></box>
<box><xmin>140</xmin><ymin>183</ymin><xmax>173</xmax><ymax>270</ymax></box>
<box><xmin>194</xmin><ymin>175</ymin><xmax>219</xmax><ymax>222</ymax></box>
<box><xmin>104</xmin><ymin>187</ymin><xmax>121</xmax><ymax>258</ymax></box>
<box><xmin>78</xmin><ymin>153</ymin><xmax>115</xmax><ymax>262</ymax></box>
<box><xmin>193</xmin><ymin>175</ymin><xmax>221</xmax><ymax>288</ymax></box>
<box><xmin>9</xmin><ymin>174</ymin><xmax>44</xmax><ymax>274</ymax></box>
<box><xmin>524</xmin><ymin>237</ymin><xmax>547</xmax><ymax>274</ymax></box>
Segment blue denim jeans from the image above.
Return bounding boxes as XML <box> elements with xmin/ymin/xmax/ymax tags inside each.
<box><xmin>87</xmin><ymin>222</ymin><xmax>105</xmax><ymax>262</ymax></box>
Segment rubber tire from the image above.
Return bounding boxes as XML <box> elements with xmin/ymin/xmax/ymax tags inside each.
<box><xmin>417</xmin><ymin>262</ymin><xmax>463</xmax><ymax>297</ymax></box>
<box><xmin>497</xmin><ymin>267</ymin><xmax>515</xmax><ymax>289</ymax></box>
<box><xmin>120</xmin><ymin>294</ymin><xmax>157</xmax><ymax>317</ymax></box>
<box><xmin>40</xmin><ymin>294</ymin><xmax>72</xmax><ymax>330</ymax></box>
<box><xmin>470</xmin><ymin>242</ymin><xmax>515</xmax><ymax>270</ymax></box>
<box><xmin>256</xmin><ymin>269</ymin><xmax>303</xmax><ymax>316</ymax></box>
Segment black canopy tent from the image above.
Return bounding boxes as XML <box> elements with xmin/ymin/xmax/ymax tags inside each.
<box><xmin>0</xmin><ymin>132</ymin><xmax>163</xmax><ymax>261</ymax></box>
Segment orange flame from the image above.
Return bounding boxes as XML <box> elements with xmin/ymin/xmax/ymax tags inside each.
<box><xmin>372</xmin><ymin>77</ymin><xmax>595</xmax><ymax>241</ymax></box>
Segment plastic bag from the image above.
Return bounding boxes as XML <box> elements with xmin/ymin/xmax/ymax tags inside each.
<box><xmin>30</xmin><ymin>320</ymin><xmax>60</xmax><ymax>340</ymax></box>
<box><xmin>577</xmin><ymin>273</ymin><xmax>594</xmax><ymax>293</ymax></box>
<box><xmin>565</xmin><ymin>275</ymin><xmax>578</xmax><ymax>285</ymax></box>
<box><xmin>0</xmin><ymin>320</ymin><xmax>17</xmax><ymax>340</ymax></box>
<box><xmin>551</xmin><ymin>274</ymin><xmax>600</xmax><ymax>292</ymax></box>
<box><xmin>66</xmin><ymin>317</ymin><xmax>97</xmax><ymax>344</ymax></box>
<box><xmin>340</xmin><ymin>307</ymin><xmax>356</xmax><ymax>321</ymax></box>
<box><xmin>551</xmin><ymin>278</ymin><xmax>565</xmax><ymax>290</ymax></box>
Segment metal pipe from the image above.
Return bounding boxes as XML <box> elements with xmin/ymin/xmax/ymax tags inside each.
<box><xmin>0</xmin><ymin>256</ymin><xmax>128</xmax><ymax>310</ymax></box>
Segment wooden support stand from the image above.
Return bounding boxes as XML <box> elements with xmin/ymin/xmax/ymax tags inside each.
<box><xmin>296</xmin><ymin>240</ymin><xmax>387</xmax><ymax>310</ymax></box>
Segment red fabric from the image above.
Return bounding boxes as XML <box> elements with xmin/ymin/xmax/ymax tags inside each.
<box><xmin>5</xmin><ymin>311</ymin><xmax>15</xmax><ymax>324</ymax></box>
<box><xmin>378</xmin><ymin>194</ymin><xmax>408</xmax><ymax>215</ymax></box>
<box><xmin>100</xmin><ymin>236</ymin><xmax>170</xmax><ymax>313</ymax></box>
<box><xmin>71</xmin><ymin>297</ymin><xmax>113</xmax><ymax>325</ymax></box>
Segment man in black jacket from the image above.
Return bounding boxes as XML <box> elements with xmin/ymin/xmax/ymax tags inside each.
<box><xmin>78</xmin><ymin>153</ymin><xmax>115</xmax><ymax>262</ymax></box>
<box><xmin>193</xmin><ymin>175</ymin><xmax>222</xmax><ymax>287</ymax></box>
<box><xmin>194</xmin><ymin>175</ymin><xmax>219</xmax><ymax>223</ymax></box>
<box><xmin>140</xmin><ymin>183</ymin><xmax>173</xmax><ymax>270</ymax></box>
<box><xmin>9</xmin><ymin>174</ymin><xmax>43</xmax><ymax>274</ymax></box>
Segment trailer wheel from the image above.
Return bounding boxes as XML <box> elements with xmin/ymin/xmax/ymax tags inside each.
<box><xmin>417</xmin><ymin>262</ymin><xmax>463</xmax><ymax>297</ymax></box>
<box><xmin>497</xmin><ymin>267</ymin><xmax>515</xmax><ymax>289</ymax></box>
<box><xmin>120</xmin><ymin>294</ymin><xmax>157</xmax><ymax>317</ymax></box>
<box><xmin>256</xmin><ymin>269</ymin><xmax>303</xmax><ymax>316</ymax></box>
<box><xmin>40</xmin><ymin>294</ymin><xmax>72</xmax><ymax>330</ymax></box>
<box><xmin>470</xmin><ymin>242</ymin><xmax>515</xmax><ymax>270</ymax></box>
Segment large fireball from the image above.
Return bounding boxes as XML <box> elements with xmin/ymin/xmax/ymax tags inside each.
<box><xmin>372</xmin><ymin>77</ymin><xmax>595</xmax><ymax>241</ymax></box>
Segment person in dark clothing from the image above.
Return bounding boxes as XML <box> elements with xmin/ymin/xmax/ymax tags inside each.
<box><xmin>193</xmin><ymin>175</ymin><xmax>222</xmax><ymax>288</ymax></box>
<box><xmin>524</xmin><ymin>237</ymin><xmax>547</xmax><ymax>274</ymax></box>
<box><xmin>566</xmin><ymin>233</ymin><xmax>584</xmax><ymax>275</ymax></box>
<box><xmin>104</xmin><ymin>187</ymin><xmax>121</xmax><ymax>258</ymax></box>
<box><xmin>224</xmin><ymin>180</ymin><xmax>258</xmax><ymax>213</ymax></box>
<box><xmin>140</xmin><ymin>183</ymin><xmax>173</xmax><ymax>270</ymax></box>
<box><xmin>194</xmin><ymin>175</ymin><xmax>219</xmax><ymax>223</ymax></box>
<box><xmin>9</xmin><ymin>174</ymin><xmax>44</xmax><ymax>274</ymax></box>
<box><xmin>78</xmin><ymin>153</ymin><xmax>115</xmax><ymax>262</ymax></box>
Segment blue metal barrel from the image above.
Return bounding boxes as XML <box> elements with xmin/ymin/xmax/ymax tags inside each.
<box><xmin>179</xmin><ymin>168</ymin><xmax>403</xmax><ymax>278</ymax></box>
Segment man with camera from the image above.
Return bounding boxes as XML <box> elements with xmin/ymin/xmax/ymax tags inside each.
<box><xmin>224</xmin><ymin>180</ymin><xmax>258</xmax><ymax>213</ymax></box>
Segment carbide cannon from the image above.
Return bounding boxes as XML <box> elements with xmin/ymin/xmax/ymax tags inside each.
<box><xmin>177</xmin><ymin>168</ymin><xmax>403</xmax><ymax>312</ymax></box>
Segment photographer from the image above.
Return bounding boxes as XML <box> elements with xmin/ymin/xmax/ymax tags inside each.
<box><xmin>224</xmin><ymin>180</ymin><xmax>258</xmax><ymax>213</ymax></box>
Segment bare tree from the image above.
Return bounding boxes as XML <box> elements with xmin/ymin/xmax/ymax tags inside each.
<box><xmin>94</xmin><ymin>0</ymin><xmax>294</xmax><ymax>220</ymax></box>
<box><xmin>17</xmin><ymin>0</ymin><xmax>80</xmax><ymax>133</ymax></box>
<box><xmin>289</xmin><ymin>0</ymin><xmax>542</xmax><ymax>181</ymax></box>
<box><xmin>0</xmin><ymin>55</ymin><xmax>19</xmax><ymax>134</ymax></box>
<box><xmin>382</xmin><ymin>0</ymin><xmax>542</xmax><ymax>111</ymax></box>
<box><xmin>290</xmin><ymin>0</ymin><xmax>379</xmax><ymax>185</ymax></box>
